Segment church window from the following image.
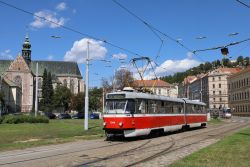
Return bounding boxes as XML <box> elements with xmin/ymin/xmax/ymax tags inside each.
<box><xmin>63</xmin><ymin>79</ymin><xmax>67</xmax><ymax>87</ymax></box>
<box><xmin>70</xmin><ymin>79</ymin><xmax>74</xmax><ymax>93</ymax></box>
<box><xmin>14</xmin><ymin>75</ymin><xmax>22</xmax><ymax>88</ymax></box>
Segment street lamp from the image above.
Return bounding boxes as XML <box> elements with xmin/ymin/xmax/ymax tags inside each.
<box><xmin>84</xmin><ymin>41</ymin><xmax>90</xmax><ymax>130</ymax></box>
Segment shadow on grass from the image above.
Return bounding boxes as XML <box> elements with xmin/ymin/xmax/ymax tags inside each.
<box><xmin>238</xmin><ymin>132</ymin><xmax>250</xmax><ymax>137</ymax></box>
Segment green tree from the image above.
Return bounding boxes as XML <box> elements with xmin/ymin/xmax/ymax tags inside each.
<box><xmin>52</xmin><ymin>85</ymin><xmax>71</xmax><ymax>112</ymax></box>
<box><xmin>237</xmin><ymin>56</ymin><xmax>244</xmax><ymax>65</ymax></box>
<box><xmin>71</xmin><ymin>92</ymin><xmax>85</xmax><ymax>112</ymax></box>
<box><xmin>0</xmin><ymin>91</ymin><xmax>4</xmax><ymax>105</ymax></box>
<box><xmin>204</xmin><ymin>62</ymin><xmax>212</xmax><ymax>71</ymax></box>
<box><xmin>222</xmin><ymin>58</ymin><xmax>231</xmax><ymax>67</ymax></box>
<box><xmin>244</xmin><ymin>57</ymin><xmax>249</xmax><ymax>66</ymax></box>
<box><xmin>40</xmin><ymin>69</ymin><xmax>54</xmax><ymax>112</ymax></box>
<box><xmin>47</xmin><ymin>72</ymin><xmax>53</xmax><ymax>102</ymax></box>
<box><xmin>89</xmin><ymin>87</ymin><xmax>102</xmax><ymax>111</ymax></box>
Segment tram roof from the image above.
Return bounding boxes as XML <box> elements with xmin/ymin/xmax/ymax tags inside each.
<box><xmin>107</xmin><ymin>91</ymin><xmax>206</xmax><ymax>106</ymax></box>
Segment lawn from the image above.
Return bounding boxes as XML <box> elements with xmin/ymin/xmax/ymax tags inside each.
<box><xmin>169</xmin><ymin>127</ymin><xmax>250</xmax><ymax>167</ymax></box>
<box><xmin>0</xmin><ymin>119</ymin><xmax>104</xmax><ymax>151</ymax></box>
<box><xmin>208</xmin><ymin>118</ymin><xmax>223</xmax><ymax>124</ymax></box>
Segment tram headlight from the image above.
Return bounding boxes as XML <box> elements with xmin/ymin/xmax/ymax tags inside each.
<box><xmin>119</xmin><ymin>122</ymin><xmax>123</xmax><ymax>127</ymax></box>
<box><xmin>103</xmin><ymin>122</ymin><xmax>107</xmax><ymax>126</ymax></box>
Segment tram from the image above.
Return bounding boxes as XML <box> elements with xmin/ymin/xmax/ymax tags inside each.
<box><xmin>103</xmin><ymin>88</ymin><xmax>207</xmax><ymax>138</ymax></box>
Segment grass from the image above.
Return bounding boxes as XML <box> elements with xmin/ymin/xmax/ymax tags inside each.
<box><xmin>208</xmin><ymin>118</ymin><xmax>223</xmax><ymax>124</ymax></box>
<box><xmin>0</xmin><ymin>119</ymin><xmax>104</xmax><ymax>151</ymax></box>
<box><xmin>169</xmin><ymin>127</ymin><xmax>250</xmax><ymax>167</ymax></box>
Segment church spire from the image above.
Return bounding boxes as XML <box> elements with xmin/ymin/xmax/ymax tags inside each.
<box><xmin>22</xmin><ymin>33</ymin><xmax>31</xmax><ymax>65</ymax></box>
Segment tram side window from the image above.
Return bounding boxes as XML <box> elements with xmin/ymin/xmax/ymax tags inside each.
<box><xmin>137</xmin><ymin>99</ymin><xmax>147</xmax><ymax>114</ymax></box>
<box><xmin>186</xmin><ymin>104</ymin><xmax>192</xmax><ymax>114</ymax></box>
<box><xmin>173</xmin><ymin>102</ymin><xmax>184</xmax><ymax>114</ymax></box>
<box><xmin>165</xmin><ymin>101</ymin><xmax>173</xmax><ymax>113</ymax></box>
<box><xmin>126</xmin><ymin>100</ymin><xmax>135</xmax><ymax>114</ymax></box>
<box><xmin>159</xmin><ymin>101</ymin><xmax>166</xmax><ymax>113</ymax></box>
<box><xmin>148</xmin><ymin>100</ymin><xmax>157</xmax><ymax>113</ymax></box>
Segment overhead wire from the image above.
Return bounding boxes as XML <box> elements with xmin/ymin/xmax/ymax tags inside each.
<box><xmin>236</xmin><ymin>0</ymin><xmax>250</xmax><ymax>8</ymax></box>
<box><xmin>0</xmin><ymin>0</ymin><xmax>141</xmax><ymax>57</ymax></box>
<box><xmin>112</xmin><ymin>0</ymin><xmax>206</xmax><ymax>64</ymax></box>
<box><xmin>112</xmin><ymin>0</ymin><xmax>165</xmax><ymax>60</ymax></box>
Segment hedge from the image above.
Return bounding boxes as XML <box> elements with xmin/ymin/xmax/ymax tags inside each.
<box><xmin>1</xmin><ymin>115</ymin><xmax>49</xmax><ymax>124</ymax></box>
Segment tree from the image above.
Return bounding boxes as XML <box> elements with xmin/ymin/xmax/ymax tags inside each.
<box><xmin>40</xmin><ymin>69</ymin><xmax>54</xmax><ymax>112</ymax></box>
<box><xmin>52</xmin><ymin>85</ymin><xmax>71</xmax><ymax>112</ymax></box>
<box><xmin>0</xmin><ymin>91</ymin><xmax>4</xmax><ymax>105</ymax></box>
<box><xmin>222</xmin><ymin>58</ymin><xmax>231</xmax><ymax>67</ymax></box>
<box><xmin>102</xmin><ymin>69</ymin><xmax>134</xmax><ymax>92</ymax></box>
<box><xmin>244</xmin><ymin>56</ymin><xmax>249</xmax><ymax>66</ymax></box>
<box><xmin>89</xmin><ymin>87</ymin><xmax>102</xmax><ymax>111</ymax></box>
<box><xmin>102</xmin><ymin>78</ymin><xmax>113</xmax><ymax>92</ymax></box>
<box><xmin>114</xmin><ymin>69</ymin><xmax>134</xmax><ymax>90</ymax></box>
<box><xmin>47</xmin><ymin>72</ymin><xmax>53</xmax><ymax>102</ymax></box>
<box><xmin>237</xmin><ymin>56</ymin><xmax>244</xmax><ymax>65</ymax></box>
<box><xmin>71</xmin><ymin>92</ymin><xmax>85</xmax><ymax>112</ymax></box>
<box><xmin>204</xmin><ymin>62</ymin><xmax>212</xmax><ymax>71</ymax></box>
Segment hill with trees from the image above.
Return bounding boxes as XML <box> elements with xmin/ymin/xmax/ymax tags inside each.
<box><xmin>160</xmin><ymin>56</ymin><xmax>249</xmax><ymax>84</ymax></box>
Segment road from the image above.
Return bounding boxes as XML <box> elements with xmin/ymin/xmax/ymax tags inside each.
<box><xmin>0</xmin><ymin>117</ymin><xmax>250</xmax><ymax>167</ymax></box>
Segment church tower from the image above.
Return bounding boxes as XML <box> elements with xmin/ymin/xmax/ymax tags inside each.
<box><xmin>22</xmin><ymin>34</ymin><xmax>31</xmax><ymax>65</ymax></box>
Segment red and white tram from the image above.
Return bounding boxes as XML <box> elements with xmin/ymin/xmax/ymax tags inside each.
<box><xmin>103</xmin><ymin>89</ymin><xmax>207</xmax><ymax>138</ymax></box>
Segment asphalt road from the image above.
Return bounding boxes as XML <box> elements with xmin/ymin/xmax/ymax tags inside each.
<box><xmin>0</xmin><ymin>117</ymin><xmax>249</xmax><ymax>167</ymax></box>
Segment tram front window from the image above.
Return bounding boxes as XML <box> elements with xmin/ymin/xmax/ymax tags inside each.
<box><xmin>105</xmin><ymin>100</ymin><xmax>127</xmax><ymax>114</ymax></box>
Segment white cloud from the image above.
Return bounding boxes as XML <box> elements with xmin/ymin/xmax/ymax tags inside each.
<box><xmin>149</xmin><ymin>58</ymin><xmax>201</xmax><ymax>78</ymax></box>
<box><xmin>64</xmin><ymin>38</ymin><xmax>107</xmax><ymax>63</ymax></box>
<box><xmin>0</xmin><ymin>49</ymin><xmax>13</xmax><ymax>59</ymax></box>
<box><xmin>30</xmin><ymin>10</ymin><xmax>66</xmax><ymax>29</ymax></box>
<box><xmin>56</xmin><ymin>2</ymin><xmax>67</xmax><ymax>11</ymax></box>
<box><xmin>47</xmin><ymin>55</ymin><xmax>53</xmax><ymax>60</ymax></box>
<box><xmin>112</xmin><ymin>53</ymin><xmax>127</xmax><ymax>60</ymax></box>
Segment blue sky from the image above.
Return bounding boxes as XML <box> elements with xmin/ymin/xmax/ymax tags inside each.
<box><xmin>0</xmin><ymin>0</ymin><xmax>250</xmax><ymax>87</ymax></box>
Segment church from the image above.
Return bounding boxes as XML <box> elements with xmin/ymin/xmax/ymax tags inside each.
<box><xmin>0</xmin><ymin>35</ymin><xmax>84</xmax><ymax>113</ymax></box>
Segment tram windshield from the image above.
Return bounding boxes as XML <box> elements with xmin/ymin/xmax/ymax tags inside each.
<box><xmin>105</xmin><ymin>99</ymin><xmax>135</xmax><ymax>114</ymax></box>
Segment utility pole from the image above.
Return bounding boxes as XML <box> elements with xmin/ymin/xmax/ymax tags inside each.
<box><xmin>84</xmin><ymin>41</ymin><xmax>89</xmax><ymax>130</ymax></box>
<box><xmin>35</xmin><ymin>63</ymin><xmax>38</xmax><ymax>117</ymax></box>
<box><xmin>200</xmin><ymin>77</ymin><xmax>203</xmax><ymax>102</ymax></box>
<box><xmin>102</xmin><ymin>87</ymin><xmax>105</xmax><ymax>114</ymax></box>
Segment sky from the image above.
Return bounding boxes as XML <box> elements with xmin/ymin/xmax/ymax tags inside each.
<box><xmin>0</xmin><ymin>0</ymin><xmax>250</xmax><ymax>87</ymax></box>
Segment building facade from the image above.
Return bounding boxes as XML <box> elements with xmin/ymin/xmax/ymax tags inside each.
<box><xmin>0</xmin><ymin>77</ymin><xmax>22</xmax><ymax>113</ymax></box>
<box><xmin>0</xmin><ymin>35</ymin><xmax>84</xmax><ymax>113</ymax></box>
<box><xmin>228</xmin><ymin>67</ymin><xmax>250</xmax><ymax>116</ymax></box>
<box><xmin>178</xmin><ymin>68</ymin><xmax>240</xmax><ymax>109</ymax></box>
<box><xmin>207</xmin><ymin>68</ymin><xmax>241</xmax><ymax>109</ymax></box>
<box><xmin>133</xmin><ymin>79</ymin><xmax>178</xmax><ymax>97</ymax></box>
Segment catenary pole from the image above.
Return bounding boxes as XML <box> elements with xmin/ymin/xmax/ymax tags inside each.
<box><xmin>84</xmin><ymin>41</ymin><xmax>89</xmax><ymax>130</ymax></box>
<box><xmin>35</xmin><ymin>63</ymin><xmax>38</xmax><ymax>117</ymax></box>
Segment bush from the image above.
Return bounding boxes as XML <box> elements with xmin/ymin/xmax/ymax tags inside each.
<box><xmin>2</xmin><ymin>115</ymin><xmax>49</xmax><ymax>124</ymax></box>
<box><xmin>0</xmin><ymin>116</ymin><xmax>3</xmax><ymax>124</ymax></box>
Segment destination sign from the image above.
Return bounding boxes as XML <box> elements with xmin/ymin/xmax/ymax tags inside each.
<box><xmin>107</xmin><ymin>94</ymin><xmax>125</xmax><ymax>99</ymax></box>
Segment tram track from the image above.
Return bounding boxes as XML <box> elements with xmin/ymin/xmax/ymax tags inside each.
<box><xmin>124</xmin><ymin>122</ymin><xmax>250</xmax><ymax>167</ymax></box>
<box><xmin>77</xmin><ymin>120</ymin><xmax>249</xmax><ymax>167</ymax></box>
<box><xmin>0</xmin><ymin>120</ymin><xmax>249</xmax><ymax>167</ymax></box>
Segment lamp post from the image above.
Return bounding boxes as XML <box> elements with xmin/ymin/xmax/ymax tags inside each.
<box><xmin>84</xmin><ymin>41</ymin><xmax>90</xmax><ymax>130</ymax></box>
<box><xmin>35</xmin><ymin>63</ymin><xmax>39</xmax><ymax>117</ymax></box>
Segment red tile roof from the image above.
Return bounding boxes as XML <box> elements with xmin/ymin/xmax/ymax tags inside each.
<box><xmin>228</xmin><ymin>67</ymin><xmax>250</xmax><ymax>79</ymax></box>
<box><xmin>133</xmin><ymin>80</ymin><xmax>172</xmax><ymax>88</ymax></box>
<box><xmin>216</xmin><ymin>67</ymin><xmax>241</xmax><ymax>74</ymax></box>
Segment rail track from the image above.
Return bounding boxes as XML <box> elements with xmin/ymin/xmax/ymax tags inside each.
<box><xmin>0</xmin><ymin>119</ymin><xmax>249</xmax><ymax>167</ymax></box>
